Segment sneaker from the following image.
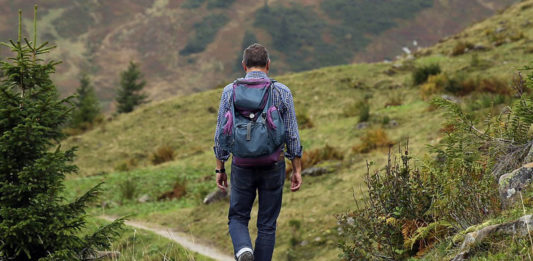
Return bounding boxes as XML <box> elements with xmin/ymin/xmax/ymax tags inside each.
<box><xmin>237</xmin><ymin>251</ymin><xmax>254</xmax><ymax>261</ymax></box>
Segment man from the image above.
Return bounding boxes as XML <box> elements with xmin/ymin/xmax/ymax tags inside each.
<box><xmin>213</xmin><ymin>43</ymin><xmax>303</xmax><ymax>261</ymax></box>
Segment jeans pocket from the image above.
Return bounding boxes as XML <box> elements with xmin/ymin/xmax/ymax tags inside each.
<box><xmin>231</xmin><ymin>164</ymin><xmax>254</xmax><ymax>190</ymax></box>
<box><xmin>260</xmin><ymin>161</ymin><xmax>285</xmax><ymax>190</ymax></box>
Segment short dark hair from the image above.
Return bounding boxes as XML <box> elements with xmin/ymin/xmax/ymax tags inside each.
<box><xmin>242</xmin><ymin>43</ymin><xmax>269</xmax><ymax>68</ymax></box>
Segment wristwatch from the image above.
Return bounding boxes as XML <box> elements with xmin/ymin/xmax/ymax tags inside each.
<box><xmin>215</xmin><ymin>168</ymin><xmax>226</xmax><ymax>174</ymax></box>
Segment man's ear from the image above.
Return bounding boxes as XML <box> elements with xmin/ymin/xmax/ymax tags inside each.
<box><xmin>242</xmin><ymin>62</ymin><xmax>247</xmax><ymax>72</ymax></box>
<box><xmin>266</xmin><ymin>60</ymin><xmax>270</xmax><ymax>72</ymax></box>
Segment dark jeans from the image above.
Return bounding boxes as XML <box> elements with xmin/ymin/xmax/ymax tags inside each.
<box><xmin>228</xmin><ymin>160</ymin><xmax>285</xmax><ymax>261</ymax></box>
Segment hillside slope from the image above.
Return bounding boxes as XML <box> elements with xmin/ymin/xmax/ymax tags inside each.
<box><xmin>62</xmin><ymin>0</ymin><xmax>533</xmax><ymax>259</ymax></box>
<box><xmin>0</xmin><ymin>0</ymin><xmax>516</xmax><ymax>111</ymax></box>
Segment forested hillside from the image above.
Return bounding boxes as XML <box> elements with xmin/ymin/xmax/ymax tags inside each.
<box><xmin>60</xmin><ymin>0</ymin><xmax>533</xmax><ymax>259</ymax></box>
<box><xmin>0</xmin><ymin>0</ymin><xmax>516</xmax><ymax>111</ymax></box>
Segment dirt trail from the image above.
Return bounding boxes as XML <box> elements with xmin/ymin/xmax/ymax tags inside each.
<box><xmin>100</xmin><ymin>216</ymin><xmax>234</xmax><ymax>261</ymax></box>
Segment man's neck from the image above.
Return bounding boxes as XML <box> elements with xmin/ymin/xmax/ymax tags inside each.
<box><xmin>246</xmin><ymin>68</ymin><xmax>268</xmax><ymax>74</ymax></box>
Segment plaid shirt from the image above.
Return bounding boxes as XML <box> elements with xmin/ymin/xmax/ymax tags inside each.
<box><xmin>213</xmin><ymin>71</ymin><xmax>303</xmax><ymax>161</ymax></box>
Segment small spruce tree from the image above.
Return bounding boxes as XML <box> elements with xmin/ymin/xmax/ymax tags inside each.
<box><xmin>70</xmin><ymin>73</ymin><xmax>101</xmax><ymax>130</ymax></box>
<box><xmin>115</xmin><ymin>61</ymin><xmax>147</xmax><ymax>113</ymax></box>
<box><xmin>0</xmin><ymin>7</ymin><xmax>124</xmax><ymax>260</ymax></box>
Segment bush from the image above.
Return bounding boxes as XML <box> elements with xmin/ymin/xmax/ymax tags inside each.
<box><xmin>451</xmin><ymin>41</ymin><xmax>474</xmax><ymax>56</ymax></box>
<box><xmin>412</xmin><ymin>63</ymin><xmax>441</xmax><ymax>85</ymax></box>
<box><xmin>353</xmin><ymin>128</ymin><xmax>394</xmax><ymax>153</ymax></box>
<box><xmin>420</xmin><ymin>73</ymin><xmax>449</xmax><ymax>99</ymax></box>
<box><xmin>119</xmin><ymin>178</ymin><xmax>138</xmax><ymax>204</ymax></box>
<box><xmin>286</xmin><ymin>144</ymin><xmax>344</xmax><ymax>174</ymax></box>
<box><xmin>151</xmin><ymin>145</ymin><xmax>175</xmax><ymax>165</ymax></box>
<box><xmin>114</xmin><ymin>158</ymin><xmax>138</xmax><ymax>172</ymax></box>
<box><xmin>158</xmin><ymin>178</ymin><xmax>187</xmax><ymax>201</ymax></box>
<box><xmin>343</xmin><ymin>99</ymin><xmax>370</xmax><ymax>122</ymax></box>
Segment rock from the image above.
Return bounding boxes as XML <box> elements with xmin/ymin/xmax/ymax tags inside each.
<box><xmin>300</xmin><ymin>240</ymin><xmax>308</xmax><ymax>246</ymax></box>
<box><xmin>301</xmin><ymin>167</ymin><xmax>329</xmax><ymax>177</ymax></box>
<box><xmin>451</xmin><ymin>215</ymin><xmax>533</xmax><ymax>261</ymax></box>
<box><xmin>495</xmin><ymin>26</ymin><xmax>506</xmax><ymax>34</ymax></box>
<box><xmin>498</xmin><ymin>163</ymin><xmax>533</xmax><ymax>205</ymax></box>
<box><xmin>137</xmin><ymin>194</ymin><xmax>150</xmax><ymax>203</ymax></box>
<box><xmin>472</xmin><ymin>44</ymin><xmax>488</xmax><ymax>51</ymax></box>
<box><xmin>388</xmin><ymin>120</ymin><xmax>399</xmax><ymax>128</ymax></box>
<box><xmin>356</xmin><ymin>122</ymin><xmax>369</xmax><ymax>130</ymax></box>
<box><xmin>84</xmin><ymin>250</ymin><xmax>120</xmax><ymax>260</ymax></box>
<box><xmin>441</xmin><ymin>94</ymin><xmax>461</xmax><ymax>103</ymax></box>
<box><xmin>314</xmin><ymin>236</ymin><xmax>322</xmax><ymax>242</ymax></box>
<box><xmin>203</xmin><ymin>187</ymin><xmax>230</xmax><ymax>204</ymax></box>
<box><xmin>302</xmin><ymin>161</ymin><xmax>341</xmax><ymax>177</ymax></box>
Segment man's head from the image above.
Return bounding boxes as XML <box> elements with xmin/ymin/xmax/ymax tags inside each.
<box><xmin>242</xmin><ymin>43</ymin><xmax>270</xmax><ymax>73</ymax></box>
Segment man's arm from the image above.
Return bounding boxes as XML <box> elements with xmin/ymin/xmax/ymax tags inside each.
<box><xmin>214</xmin><ymin>87</ymin><xmax>231</xmax><ymax>192</ymax></box>
<box><xmin>280</xmin><ymin>85</ymin><xmax>303</xmax><ymax>192</ymax></box>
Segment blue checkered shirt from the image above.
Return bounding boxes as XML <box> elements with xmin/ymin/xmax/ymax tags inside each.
<box><xmin>214</xmin><ymin>71</ymin><xmax>303</xmax><ymax>161</ymax></box>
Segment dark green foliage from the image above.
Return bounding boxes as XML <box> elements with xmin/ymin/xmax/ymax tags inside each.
<box><xmin>70</xmin><ymin>73</ymin><xmax>101</xmax><ymax>130</ymax></box>
<box><xmin>412</xmin><ymin>63</ymin><xmax>441</xmax><ymax>85</ymax></box>
<box><xmin>234</xmin><ymin>30</ymin><xmax>258</xmax><ymax>73</ymax></box>
<box><xmin>207</xmin><ymin>0</ymin><xmax>236</xmax><ymax>9</ymax></box>
<box><xmin>321</xmin><ymin>0</ymin><xmax>433</xmax><ymax>55</ymax></box>
<box><xmin>116</xmin><ymin>61</ymin><xmax>147</xmax><ymax>113</ymax></box>
<box><xmin>181</xmin><ymin>0</ymin><xmax>235</xmax><ymax>9</ymax></box>
<box><xmin>180</xmin><ymin>14</ymin><xmax>229</xmax><ymax>55</ymax></box>
<box><xmin>181</xmin><ymin>0</ymin><xmax>205</xmax><ymax>9</ymax></box>
<box><xmin>52</xmin><ymin>3</ymin><xmax>94</xmax><ymax>38</ymax></box>
<box><xmin>254</xmin><ymin>4</ymin><xmax>347</xmax><ymax>71</ymax></box>
<box><xmin>0</xmin><ymin>8</ymin><xmax>123</xmax><ymax>260</ymax></box>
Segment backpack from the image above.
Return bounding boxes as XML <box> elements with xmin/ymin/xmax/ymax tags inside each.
<box><xmin>218</xmin><ymin>78</ymin><xmax>285</xmax><ymax>167</ymax></box>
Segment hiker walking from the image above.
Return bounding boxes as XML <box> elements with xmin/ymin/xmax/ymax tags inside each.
<box><xmin>214</xmin><ymin>43</ymin><xmax>303</xmax><ymax>261</ymax></box>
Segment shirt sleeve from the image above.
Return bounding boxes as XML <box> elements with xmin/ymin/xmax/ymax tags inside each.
<box><xmin>213</xmin><ymin>88</ymin><xmax>231</xmax><ymax>161</ymax></box>
<box><xmin>281</xmin><ymin>87</ymin><xmax>303</xmax><ymax>160</ymax></box>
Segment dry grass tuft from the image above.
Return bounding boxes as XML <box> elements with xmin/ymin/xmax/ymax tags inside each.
<box><xmin>158</xmin><ymin>178</ymin><xmax>187</xmax><ymax>201</ymax></box>
<box><xmin>286</xmin><ymin>144</ymin><xmax>344</xmax><ymax>175</ymax></box>
<box><xmin>353</xmin><ymin>128</ymin><xmax>394</xmax><ymax>153</ymax></box>
<box><xmin>151</xmin><ymin>145</ymin><xmax>175</xmax><ymax>165</ymax></box>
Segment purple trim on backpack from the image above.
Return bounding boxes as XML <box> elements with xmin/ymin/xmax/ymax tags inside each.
<box><xmin>223</xmin><ymin>111</ymin><xmax>233</xmax><ymax>135</ymax></box>
<box><xmin>233</xmin><ymin>148</ymin><xmax>283</xmax><ymax>167</ymax></box>
<box><xmin>266</xmin><ymin>106</ymin><xmax>277</xmax><ymax>130</ymax></box>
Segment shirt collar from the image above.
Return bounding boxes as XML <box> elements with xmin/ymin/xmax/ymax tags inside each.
<box><xmin>244</xmin><ymin>71</ymin><xmax>268</xmax><ymax>79</ymax></box>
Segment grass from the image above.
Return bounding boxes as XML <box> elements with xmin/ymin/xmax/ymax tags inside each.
<box><xmin>84</xmin><ymin>217</ymin><xmax>213</xmax><ymax>260</ymax></box>
<box><xmin>62</xmin><ymin>1</ymin><xmax>533</xmax><ymax>259</ymax></box>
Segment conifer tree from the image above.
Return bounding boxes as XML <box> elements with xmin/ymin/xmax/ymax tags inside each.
<box><xmin>115</xmin><ymin>61</ymin><xmax>147</xmax><ymax>113</ymax></box>
<box><xmin>71</xmin><ymin>73</ymin><xmax>101</xmax><ymax>130</ymax></box>
<box><xmin>0</xmin><ymin>7</ymin><xmax>124</xmax><ymax>260</ymax></box>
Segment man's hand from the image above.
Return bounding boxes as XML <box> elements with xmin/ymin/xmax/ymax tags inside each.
<box><xmin>290</xmin><ymin>170</ymin><xmax>302</xmax><ymax>192</ymax></box>
<box><xmin>216</xmin><ymin>172</ymin><xmax>228</xmax><ymax>192</ymax></box>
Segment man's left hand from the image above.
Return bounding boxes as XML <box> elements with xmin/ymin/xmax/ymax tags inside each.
<box><xmin>216</xmin><ymin>172</ymin><xmax>228</xmax><ymax>192</ymax></box>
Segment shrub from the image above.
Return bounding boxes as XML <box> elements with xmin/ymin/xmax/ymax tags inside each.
<box><xmin>151</xmin><ymin>145</ymin><xmax>175</xmax><ymax>165</ymax></box>
<box><xmin>158</xmin><ymin>178</ymin><xmax>187</xmax><ymax>201</ymax></box>
<box><xmin>353</xmin><ymin>128</ymin><xmax>394</xmax><ymax>153</ymax></box>
<box><xmin>343</xmin><ymin>99</ymin><xmax>371</xmax><ymax>122</ymax></box>
<box><xmin>412</xmin><ymin>63</ymin><xmax>441</xmax><ymax>85</ymax></box>
<box><xmin>286</xmin><ymin>144</ymin><xmax>344</xmax><ymax>174</ymax></box>
<box><xmin>114</xmin><ymin>158</ymin><xmax>138</xmax><ymax>172</ymax></box>
<box><xmin>420</xmin><ymin>73</ymin><xmax>449</xmax><ymax>99</ymax></box>
<box><xmin>119</xmin><ymin>178</ymin><xmax>138</xmax><ymax>203</ymax></box>
<box><xmin>451</xmin><ymin>41</ymin><xmax>474</xmax><ymax>56</ymax></box>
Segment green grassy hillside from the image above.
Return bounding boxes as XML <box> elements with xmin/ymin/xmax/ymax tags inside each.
<box><xmin>62</xmin><ymin>0</ymin><xmax>533</xmax><ymax>259</ymax></box>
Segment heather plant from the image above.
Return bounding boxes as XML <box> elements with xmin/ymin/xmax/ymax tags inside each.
<box><xmin>0</xmin><ymin>8</ymin><xmax>124</xmax><ymax>260</ymax></box>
